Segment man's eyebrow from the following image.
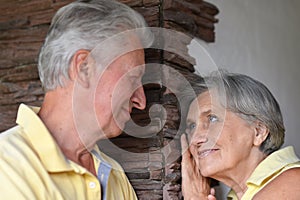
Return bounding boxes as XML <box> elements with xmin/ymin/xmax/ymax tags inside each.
<box><xmin>138</xmin><ymin>70</ymin><xmax>145</xmax><ymax>76</ymax></box>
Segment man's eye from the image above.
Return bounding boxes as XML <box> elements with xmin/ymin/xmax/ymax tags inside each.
<box><xmin>208</xmin><ymin>115</ymin><xmax>218</xmax><ymax>122</ymax></box>
<box><xmin>130</xmin><ymin>76</ymin><xmax>142</xmax><ymax>83</ymax></box>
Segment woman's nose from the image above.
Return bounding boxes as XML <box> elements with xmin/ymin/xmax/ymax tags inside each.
<box><xmin>190</xmin><ymin>132</ymin><xmax>208</xmax><ymax>147</ymax></box>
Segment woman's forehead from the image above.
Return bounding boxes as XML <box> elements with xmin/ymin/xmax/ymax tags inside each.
<box><xmin>189</xmin><ymin>91</ymin><xmax>225</xmax><ymax>114</ymax></box>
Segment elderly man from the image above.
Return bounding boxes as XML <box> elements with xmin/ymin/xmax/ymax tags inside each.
<box><xmin>0</xmin><ymin>0</ymin><xmax>153</xmax><ymax>199</ymax></box>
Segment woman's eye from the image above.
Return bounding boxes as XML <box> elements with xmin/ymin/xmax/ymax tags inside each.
<box><xmin>189</xmin><ymin>123</ymin><xmax>196</xmax><ymax>130</ymax></box>
<box><xmin>208</xmin><ymin>115</ymin><xmax>218</xmax><ymax>122</ymax></box>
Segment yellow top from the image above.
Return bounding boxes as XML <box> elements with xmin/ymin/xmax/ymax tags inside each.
<box><xmin>0</xmin><ymin>104</ymin><xmax>137</xmax><ymax>200</ymax></box>
<box><xmin>227</xmin><ymin>146</ymin><xmax>300</xmax><ymax>200</ymax></box>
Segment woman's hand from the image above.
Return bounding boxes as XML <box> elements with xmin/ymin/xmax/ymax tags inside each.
<box><xmin>181</xmin><ymin>134</ymin><xmax>216</xmax><ymax>200</ymax></box>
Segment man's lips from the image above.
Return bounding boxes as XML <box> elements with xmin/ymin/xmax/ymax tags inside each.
<box><xmin>198</xmin><ymin>149</ymin><xmax>219</xmax><ymax>158</ymax></box>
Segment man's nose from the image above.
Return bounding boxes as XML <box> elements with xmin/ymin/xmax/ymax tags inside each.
<box><xmin>130</xmin><ymin>86</ymin><xmax>146</xmax><ymax>110</ymax></box>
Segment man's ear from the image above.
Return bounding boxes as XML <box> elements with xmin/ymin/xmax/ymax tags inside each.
<box><xmin>253</xmin><ymin>121</ymin><xmax>269</xmax><ymax>147</ymax></box>
<box><xmin>69</xmin><ymin>49</ymin><xmax>91</xmax><ymax>88</ymax></box>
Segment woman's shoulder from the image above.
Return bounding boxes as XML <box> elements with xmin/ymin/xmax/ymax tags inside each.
<box><xmin>254</xmin><ymin>167</ymin><xmax>300</xmax><ymax>200</ymax></box>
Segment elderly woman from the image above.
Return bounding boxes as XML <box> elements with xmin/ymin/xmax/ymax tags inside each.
<box><xmin>181</xmin><ymin>71</ymin><xmax>300</xmax><ymax>200</ymax></box>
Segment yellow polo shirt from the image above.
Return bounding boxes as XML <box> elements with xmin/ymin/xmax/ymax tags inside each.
<box><xmin>227</xmin><ymin>146</ymin><xmax>300</xmax><ymax>200</ymax></box>
<box><xmin>0</xmin><ymin>104</ymin><xmax>137</xmax><ymax>200</ymax></box>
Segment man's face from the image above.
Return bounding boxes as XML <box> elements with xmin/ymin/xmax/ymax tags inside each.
<box><xmin>94</xmin><ymin>49</ymin><xmax>146</xmax><ymax>138</ymax></box>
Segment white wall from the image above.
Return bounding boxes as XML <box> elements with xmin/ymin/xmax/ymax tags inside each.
<box><xmin>190</xmin><ymin>1</ymin><xmax>300</xmax><ymax>198</ymax></box>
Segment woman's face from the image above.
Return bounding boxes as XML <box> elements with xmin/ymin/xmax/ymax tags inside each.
<box><xmin>186</xmin><ymin>91</ymin><xmax>256</xmax><ymax>178</ymax></box>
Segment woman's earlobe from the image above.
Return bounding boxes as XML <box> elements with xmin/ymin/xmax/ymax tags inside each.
<box><xmin>253</xmin><ymin>122</ymin><xmax>269</xmax><ymax>146</ymax></box>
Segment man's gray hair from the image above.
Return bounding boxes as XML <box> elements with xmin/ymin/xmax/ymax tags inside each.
<box><xmin>38</xmin><ymin>0</ymin><xmax>150</xmax><ymax>91</ymax></box>
<box><xmin>198</xmin><ymin>70</ymin><xmax>285</xmax><ymax>155</ymax></box>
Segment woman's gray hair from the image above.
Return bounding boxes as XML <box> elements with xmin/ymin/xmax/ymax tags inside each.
<box><xmin>195</xmin><ymin>70</ymin><xmax>285</xmax><ymax>155</ymax></box>
<box><xmin>38</xmin><ymin>0</ymin><xmax>151</xmax><ymax>91</ymax></box>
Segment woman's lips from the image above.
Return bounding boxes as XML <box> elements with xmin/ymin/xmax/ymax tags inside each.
<box><xmin>198</xmin><ymin>149</ymin><xmax>219</xmax><ymax>158</ymax></box>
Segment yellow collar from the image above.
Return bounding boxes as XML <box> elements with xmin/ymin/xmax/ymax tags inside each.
<box><xmin>16</xmin><ymin>104</ymin><xmax>75</xmax><ymax>173</ymax></box>
<box><xmin>247</xmin><ymin>146</ymin><xmax>299</xmax><ymax>186</ymax></box>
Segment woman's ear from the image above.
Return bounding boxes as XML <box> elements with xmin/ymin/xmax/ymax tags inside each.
<box><xmin>69</xmin><ymin>49</ymin><xmax>91</xmax><ymax>88</ymax></box>
<box><xmin>253</xmin><ymin>121</ymin><xmax>269</xmax><ymax>147</ymax></box>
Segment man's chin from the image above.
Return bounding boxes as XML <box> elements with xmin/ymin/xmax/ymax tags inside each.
<box><xmin>105</xmin><ymin>127</ymin><xmax>123</xmax><ymax>139</ymax></box>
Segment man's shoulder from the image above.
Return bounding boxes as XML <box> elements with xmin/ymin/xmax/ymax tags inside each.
<box><xmin>0</xmin><ymin>125</ymin><xmax>36</xmax><ymax>164</ymax></box>
<box><xmin>0</xmin><ymin>125</ymin><xmax>23</xmax><ymax>147</ymax></box>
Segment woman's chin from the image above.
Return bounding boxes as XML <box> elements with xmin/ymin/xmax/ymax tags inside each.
<box><xmin>198</xmin><ymin>161</ymin><xmax>217</xmax><ymax>177</ymax></box>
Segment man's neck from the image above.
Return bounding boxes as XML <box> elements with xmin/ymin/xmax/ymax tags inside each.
<box><xmin>38</xmin><ymin>89</ymin><xmax>97</xmax><ymax>175</ymax></box>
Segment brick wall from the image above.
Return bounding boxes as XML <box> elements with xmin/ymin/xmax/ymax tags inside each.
<box><xmin>0</xmin><ymin>0</ymin><xmax>218</xmax><ymax>199</ymax></box>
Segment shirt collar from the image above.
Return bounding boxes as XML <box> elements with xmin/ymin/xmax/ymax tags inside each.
<box><xmin>16</xmin><ymin>104</ymin><xmax>74</xmax><ymax>173</ymax></box>
<box><xmin>246</xmin><ymin>146</ymin><xmax>299</xmax><ymax>186</ymax></box>
<box><xmin>227</xmin><ymin>190</ymin><xmax>237</xmax><ymax>200</ymax></box>
<box><xmin>91</xmin><ymin>145</ymin><xmax>124</xmax><ymax>172</ymax></box>
<box><xmin>227</xmin><ymin>146</ymin><xmax>299</xmax><ymax>199</ymax></box>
